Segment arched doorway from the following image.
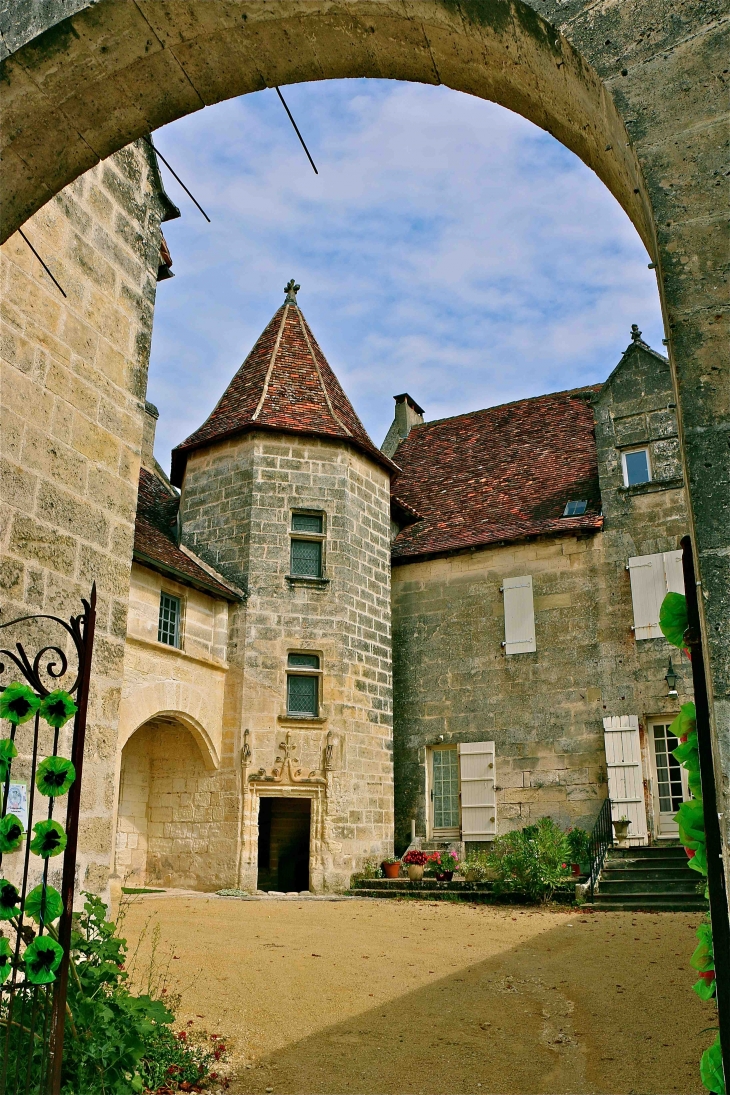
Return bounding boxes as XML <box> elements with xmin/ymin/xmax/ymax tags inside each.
<box><xmin>116</xmin><ymin>715</ymin><xmax>228</xmax><ymax>891</ymax></box>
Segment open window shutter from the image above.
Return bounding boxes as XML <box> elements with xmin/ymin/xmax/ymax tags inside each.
<box><xmin>502</xmin><ymin>576</ymin><xmax>536</xmax><ymax>654</ymax></box>
<box><xmin>663</xmin><ymin>549</ymin><xmax>685</xmax><ymax>595</ymax></box>
<box><xmin>602</xmin><ymin>716</ymin><xmax>648</xmax><ymax>844</ymax></box>
<box><xmin>458</xmin><ymin>742</ymin><xmax>496</xmax><ymax>841</ymax></box>
<box><xmin>628</xmin><ymin>554</ymin><xmax>666</xmax><ymax>639</ymax></box>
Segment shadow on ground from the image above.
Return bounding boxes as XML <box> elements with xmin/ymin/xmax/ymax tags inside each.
<box><xmin>123</xmin><ymin>896</ymin><xmax>710</xmax><ymax>1095</ymax></box>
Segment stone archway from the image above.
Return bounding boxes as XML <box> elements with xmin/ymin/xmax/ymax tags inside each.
<box><xmin>3</xmin><ymin>1</ymin><xmax>727</xmax><ymax>841</ymax></box>
<box><xmin>115</xmin><ymin>715</ymin><xmax>235</xmax><ymax>891</ymax></box>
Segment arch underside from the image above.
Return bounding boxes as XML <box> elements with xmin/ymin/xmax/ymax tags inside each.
<box><xmin>1</xmin><ymin>0</ymin><xmax>652</xmax><ymax>251</ymax></box>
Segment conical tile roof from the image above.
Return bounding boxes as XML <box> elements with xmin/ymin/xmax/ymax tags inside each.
<box><xmin>170</xmin><ymin>284</ymin><xmax>394</xmax><ymax>486</ymax></box>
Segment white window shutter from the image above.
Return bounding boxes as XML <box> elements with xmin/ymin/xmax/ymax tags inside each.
<box><xmin>628</xmin><ymin>554</ymin><xmax>665</xmax><ymax>639</ymax></box>
<box><xmin>602</xmin><ymin>716</ymin><xmax>648</xmax><ymax>844</ymax></box>
<box><xmin>458</xmin><ymin>742</ymin><xmax>496</xmax><ymax>841</ymax></box>
<box><xmin>663</xmin><ymin>549</ymin><xmax>685</xmax><ymax>595</ymax></box>
<box><xmin>502</xmin><ymin>576</ymin><xmax>536</xmax><ymax>654</ymax></box>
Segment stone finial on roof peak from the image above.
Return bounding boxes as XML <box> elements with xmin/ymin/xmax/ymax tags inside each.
<box><xmin>285</xmin><ymin>278</ymin><xmax>300</xmax><ymax>304</ymax></box>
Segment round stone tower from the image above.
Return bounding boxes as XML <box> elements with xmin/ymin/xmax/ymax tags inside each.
<box><xmin>170</xmin><ymin>282</ymin><xmax>395</xmax><ymax>891</ymax></box>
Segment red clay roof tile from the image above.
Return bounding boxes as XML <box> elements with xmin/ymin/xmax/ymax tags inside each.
<box><xmin>170</xmin><ymin>296</ymin><xmax>394</xmax><ymax>485</ymax></box>
<box><xmin>134</xmin><ymin>467</ymin><xmax>242</xmax><ymax>601</ymax></box>
<box><xmin>391</xmin><ymin>386</ymin><xmax>603</xmax><ymax>562</ymax></box>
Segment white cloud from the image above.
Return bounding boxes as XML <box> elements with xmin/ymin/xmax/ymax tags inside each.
<box><xmin>148</xmin><ymin>79</ymin><xmax>663</xmax><ymax>466</ymax></box>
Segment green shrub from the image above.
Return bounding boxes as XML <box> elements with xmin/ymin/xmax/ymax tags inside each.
<box><xmin>460</xmin><ymin>849</ymin><xmax>493</xmax><ymax>882</ymax></box>
<box><xmin>10</xmin><ymin>892</ymin><xmax>226</xmax><ymax>1094</ymax></box>
<box><xmin>487</xmin><ymin>818</ymin><xmax>572</xmax><ymax>902</ymax></box>
<box><xmin>566</xmin><ymin>827</ymin><xmax>590</xmax><ymax>868</ymax></box>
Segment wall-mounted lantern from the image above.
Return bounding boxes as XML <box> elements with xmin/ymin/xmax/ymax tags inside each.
<box><xmin>665</xmin><ymin>657</ymin><xmax>679</xmax><ymax>697</ymax></box>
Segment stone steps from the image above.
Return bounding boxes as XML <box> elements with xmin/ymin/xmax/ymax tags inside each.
<box><xmin>348</xmin><ymin>877</ymin><xmax>574</xmax><ymax>905</ymax></box>
<box><xmin>589</xmin><ymin>843</ymin><xmax>707</xmax><ymax>912</ymax></box>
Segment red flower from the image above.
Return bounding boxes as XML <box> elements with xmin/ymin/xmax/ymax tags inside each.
<box><xmin>177</xmin><ymin>1030</ymin><xmax>187</xmax><ymax>1041</ymax></box>
<box><xmin>699</xmin><ymin>970</ymin><xmax>715</xmax><ymax>984</ymax></box>
<box><xmin>685</xmin><ymin>847</ymin><xmax>696</xmax><ymax>859</ymax></box>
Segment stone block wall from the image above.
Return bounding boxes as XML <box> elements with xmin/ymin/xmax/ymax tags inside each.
<box><xmin>0</xmin><ymin>142</ymin><xmax>166</xmax><ymax>895</ymax></box>
<box><xmin>180</xmin><ymin>432</ymin><xmax>393</xmax><ymax>890</ymax></box>
<box><xmin>116</xmin><ymin>717</ymin><xmax>239</xmax><ymax>891</ymax></box>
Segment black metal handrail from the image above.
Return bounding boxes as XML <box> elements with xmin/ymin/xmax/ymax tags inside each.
<box><xmin>588</xmin><ymin>796</ymin><xmax>613</xmax><ymax>898</ymax></box>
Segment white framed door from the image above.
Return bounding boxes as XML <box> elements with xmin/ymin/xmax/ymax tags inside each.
<box><xmin>648</xmin><ymin>718</ymin><xmax>689</xmax><ymax>838</ymax></box>
<box><xmin>428</xmin><ymin>746</ymin><xmax>461</xmax><ymax>840</ymax></box>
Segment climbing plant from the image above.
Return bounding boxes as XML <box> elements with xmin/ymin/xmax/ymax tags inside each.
<box><xmin>659</xmin><ymin>591</ymin><xmax>724</xmax><ymax>1094</ymax></box>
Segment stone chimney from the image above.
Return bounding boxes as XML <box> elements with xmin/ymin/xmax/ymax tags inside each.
<box><xmin>141</xmin><ymin>401</ymin><xmax>159</xmax><ymax>470</ymax></box>
<box><xmin>381</xmin><ymin>393</ymin><xmax>424</xmax><ymax>458</ymax></box>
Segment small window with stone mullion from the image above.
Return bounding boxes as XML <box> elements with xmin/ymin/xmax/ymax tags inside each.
<box><xmin>286</xmin><ymin>652</ymin><xmax>321</xmax><ymax>717</ymax></box>
<box><xmin>158</xmin><ymin>592</ymin><xmax>182</xmax><ymax>648</ymax></box>
<box><xmin>290</xmin><ymin>512</ymin><xmax>325</xmax><ymax>578</ymax></box>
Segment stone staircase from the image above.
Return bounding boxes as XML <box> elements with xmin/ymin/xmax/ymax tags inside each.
<box><xmin>348</xmin><ymin>877</ymin><xmax>494</xmax><ymax>902</ymax></box>
<box><xmin>348</xmin><ymin>877</ymin><xmax>573</xmax><ymax>904</ymax></box>
<box><xmin>589</xmin><ymin>844</ymin><xmax>707</xmax><ymax>912</ymax></box>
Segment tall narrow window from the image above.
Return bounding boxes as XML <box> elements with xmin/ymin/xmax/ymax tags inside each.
<box><xmin>290</xmin><ymin>512</ymin><xmax>325</xmax><ymax>578</ymax></box>
<box><xmin>286</xmin><ymin>652</ymin><xmax>321</xmax><ymax>717</ymax></box>
<box><xmin>431</xmin><ymin>747</ymin><xmax>460</xmax><ymax>833</ymax></box>
<box><xmin>158</xmin><ymin>592</ymin><xmax>181</xmax><ymax>648</ymax></box>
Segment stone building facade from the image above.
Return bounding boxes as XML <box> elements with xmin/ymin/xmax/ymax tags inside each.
<box><xmin>389</xmin><ymin>331</ymin><xmax>692</xmax><ymax>854</ymax></box>
<box><xmin>0</xmin><ymin>139</ymin><xmax>177</xmax><ymax>895</ymax></box>
<box><xmin>2</xmin><ymin>149</ymin><xmax>693</xmax><ymax>897</ymax></box>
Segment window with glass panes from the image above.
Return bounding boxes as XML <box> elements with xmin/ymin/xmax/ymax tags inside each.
<box><xmin>158</xmin><ymin>592</ymin><xmax>181</xmax><ymax>648</ymax></box>
<box><xmin>290</xmin><ymin>513</ymin><xmax>324</xmax><ymax>577</ymax></box>
<box><xmin>287</xmin><ymin>653</ymin><xmax>320</xmax><ymax>716</ymax></box>
<box><xmin>432</xmin><ymin>747</ymin><xmax>460</xmax><ymax>830</ymax></box>
<box><xmin>653</xmin><ymin>722</ymin><xmax>684</xmax><ymax>813</ymax></box>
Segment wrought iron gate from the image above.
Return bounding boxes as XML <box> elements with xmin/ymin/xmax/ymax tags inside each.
<box><xmin>0</xmin><ymin>587</ymin><xmax>96</xmax><ymax>1095</ymax></box>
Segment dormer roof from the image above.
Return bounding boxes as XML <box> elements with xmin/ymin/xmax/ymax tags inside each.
<box><xmin>170</xmin><ymin>284</ymin><xmax>395</xmax><ymax>485</ymax></box>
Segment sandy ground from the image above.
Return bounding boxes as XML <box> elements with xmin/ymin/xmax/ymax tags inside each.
<box><xmin>121</xmin><ymin>894</ymin><xmax>712</xmax><ymax>1095</ymax></box>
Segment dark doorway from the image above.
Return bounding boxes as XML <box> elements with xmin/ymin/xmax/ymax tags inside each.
<box><xmin>257</xmin><ymin>797</ymin><xmax>311</xmax><ymax>892</ymax></box>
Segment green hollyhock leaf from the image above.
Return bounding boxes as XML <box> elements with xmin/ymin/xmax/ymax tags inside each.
<box><xmin>39</xmin><ymin>690</ymin><xmax>77</xmax><ymax>729</ymax></box>
<box><xmin>659</xmin><ymin>592</ymin><xmax>689</xmax><ymax>648</ymax></box>
<box><xmin>24</xmin><ymin>884</ymin><xmax>63</xmax><ymax>924</ymax></box>
<box><xmin>30</xmin><ymin>819</ymin><xmax>66</xmax><ymax>859</ymax></box>
<box><xmin>0</xmin><ymin>815</ymin><xmax>24</xmax><ymax>854</ymax></box>
<box><xmin>35</xmin><ymin>756</ymin><xmax>76</xmax><ymax>798</ymax></box>
<box><xmin>676</xmin><ymin>799</ymin><xmax>705</xmax><ymax>843</ymax></box>
<box><xmin>678</xmin><ymin>702</ymin><xmax>697</xmax><ymax>736</ymax></box>
<box><xmin>673</xmin><ymin>737</ymin><xmax>699</xmax><ymax>768</ymax></box>
<box><xmin>689</xmin><ymin>844</ymin><xmax>708</xmax><ymax>876</ymax></box>
<box><xmin>23</xmin><ymin>935</ymin><xmax>63</xmax><ymax>985</ymax></box>
<box><xmin>0</xmin><ymin>739</ymin><xmax>18</xmax><ymax>783</ymax></box>
<box><xmin>693</xmin><ymin>975</ymin><xmax>716</xmax><ymax>1001</ymax></box>
<box><xmin>0</xmin><ymin>937</ymin><xmax>12</xmax><ymax>985</ymax></box>
<box><xmin>0</xmin><ymin>684</ymin><xmax>40</xmax><ymax>726</ymax></box>
<box><xmin>700</xmin><ymin>1034</ymin><xmax>725</xmax><ymax>1095</ymax></box>
<box><xmin>0</xmin><ymin>880</ymin><xmax>20</xmax><ymax>921</ymax></box>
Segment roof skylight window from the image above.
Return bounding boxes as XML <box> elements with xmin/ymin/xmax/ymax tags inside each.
<box><xmin>563</xmin><ymin>500</ymin><xmax>588</xmax><ymax>517</ymax></box>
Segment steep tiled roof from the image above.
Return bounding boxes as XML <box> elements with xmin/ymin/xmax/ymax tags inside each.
<box><xmin>170</xmin><ymin>292</ymin><xmax>394</xmax><ymax>485</ymax></box>
<box><xmin>134</xmin><ymin>467</ymin><xmax>242</xmax><ymax>601</ymax></box>
<box><xmin>391</xmin><ymin>387</ymin><xmax>603</xmax><ymax>562</ymax></box>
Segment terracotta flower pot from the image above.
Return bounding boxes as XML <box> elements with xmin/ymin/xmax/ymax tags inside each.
<box><xmin>571</xmin><ymin>863</ymin><xmax>581</xmax><ymax>878</ymax></box>
<box><xmin>435</xmin><ymin>871</ymin><xmax>454</xmax><ymax>882</ymax></box>
<box><xmin>407</xmin><ymin>864</ymin><xmax>424</xmax><ymax>881</ymax></box>
<box><xmin>382</xmin><ymin>861</ymin><xmax>400</xmax><ymax>879</ymax></box>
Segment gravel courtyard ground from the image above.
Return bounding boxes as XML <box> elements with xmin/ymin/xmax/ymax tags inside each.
<box><xmin>122</xmin><ymin>894</ymin><xmax>711</xmax><ymax>1095</ymax></box>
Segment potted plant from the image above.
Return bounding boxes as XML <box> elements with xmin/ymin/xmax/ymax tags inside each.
<box><xmin>613</xmin><ymin>816</ymin><xmax>631</xmax><ymax>847</ymax></box>
<box><xmin>426</xmin><ymin>850</ymin><xmax>460</xmax><ymax>881</ymax></box>
<box><xmin>566</xmin><ymin>827</ymin><xmax>590</xmax><ymax>877</ymax></box>
<box><xmin>381</xmin><ymin>856</ymin><xmax>401</xmax><ymax>879</ymax></box>
<box><xmin>403</xmin><ymin>849</ymin><xmax>429</xmax><ymax>881</ymax></box>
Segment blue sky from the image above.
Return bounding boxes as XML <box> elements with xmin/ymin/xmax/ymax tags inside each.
<box><xmin>147</xmin><ymin>79</ymin><xmax>664</xmax><ymax>468</ymax></box>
